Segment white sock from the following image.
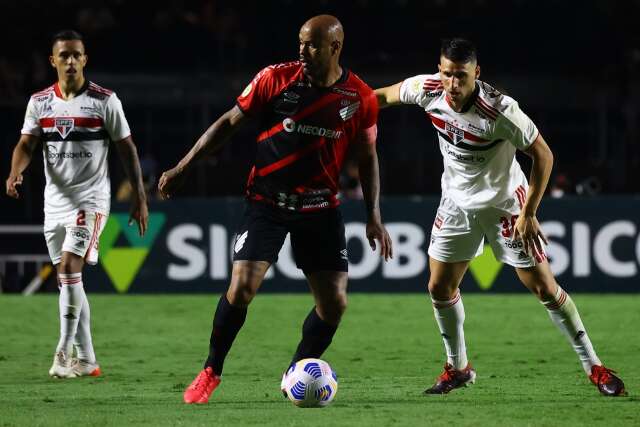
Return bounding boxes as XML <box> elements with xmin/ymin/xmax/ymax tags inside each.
<box><xmin>73</xmin><ymin>290</ymin><xmax>96</xmax><ymax>363</ymax></box>
<box><xmin>431</xmin><ymin>291</ymin><xmax>468</xmax><ymax>370</ymax></box>
<box><xmin>56</xmin><ymin>273</ymin><xmax>84</xmax><ymax>356</ymax></box>
<box><xmin>542</xmin><ymin>286</ymin><xmax>601</xmax><ymax>374</ymax></box>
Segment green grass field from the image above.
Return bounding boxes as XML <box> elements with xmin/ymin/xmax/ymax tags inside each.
<box><xmin>0</xmin><ymin>294</ymin><xmax>638</xmax><ymax>426</ymax></box>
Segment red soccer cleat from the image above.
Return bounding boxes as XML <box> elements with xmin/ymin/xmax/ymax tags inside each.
<box><xmin>424</xmin><ymin>363</ymin><xmax>476</xmax><ymax>394</ymax></box>
<box><xmin>183</xmin><ymin>367</ymin><xmax>221</xmax><ymax>404</ymax></box>
<box><xmin>589</xmin><ymin>365</ymin><xmax>626</xmax><ymax>396</ymax></box>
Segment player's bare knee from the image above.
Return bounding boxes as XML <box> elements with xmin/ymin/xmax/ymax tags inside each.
<box><xmin>428</xmin><ymin>280</ymin><xmax>457</xmax><ymax>300</ymax></box>
<box><xmin>58</xmin><ymin>255</ymin><xmax>83</xmax><ymax>275</ymax></box>
<box><xmin>333</xmin><ymin>293</ymin><xmax>348</xmax><ymax>317</ymax></box>
<box><xmin>226</xmin><ymin>289</ymin><xmax>253</xmax><ymax>306</ymax></box>
<box><xmin>530</xmin><ymin>281</ymin><xmax>557</xmax><ymax>301</ymax></box>
<box><xmin>318</xmin><ymin>306</ymin><xmax>344</xmax><ymax>326</ymax></box>
<box><xmin>317</xmin><ymin>292</ymin><xmax>347</xmax><ymax>324</ymax></box>
<box><xmin>227</xmin><ymin>284</ymin><xmax>257</xmax><ymax>306</ymax></box>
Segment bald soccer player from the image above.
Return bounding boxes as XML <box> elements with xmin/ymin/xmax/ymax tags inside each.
<box><xmin>159</xmin><ymin>15</ymin><xmax>393</xmax><ymax>404</ymax></box>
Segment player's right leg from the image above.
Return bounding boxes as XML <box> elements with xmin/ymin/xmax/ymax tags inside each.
<box><xmin>50</xmin><ymin>251</ymin><xmax>86</xmax><ymax>378</ymax></box>
<box><xmin>183</xmin><ymin>202</ymin><xmax>287</xmax><ymax>404</ymax></box>
<box><xmin>424</xmin><ymin>257</ymin><xmax>476</xmax><ymax>394</ymax></box>
<box><xmin>183</xmin><ymin>261</ymin><xmax>270</xmax><ymax>404</ymax></box>
<box><xmin>44</xmin><ymin>214</ymin><xmax>79</xmax><ymax>378</ymax></box>
<box><xmin>424</xmin><ymin>197</ymin><xmax>482</xmax><ymax>394</ymax></box>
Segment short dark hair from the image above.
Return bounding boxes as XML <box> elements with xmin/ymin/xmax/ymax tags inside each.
<box><xmin>52</xmin><ymin>30</ymin><xmax>84</xmax><ymax>47</ymax></box>
<box><xmin>441</xmin><ymin>38</ymin><xmax>477</xmax><ymax>63</ymax></box>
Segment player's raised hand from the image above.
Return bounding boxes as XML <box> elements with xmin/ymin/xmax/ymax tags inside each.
<box><xmin>513</xmin><ymin>214</ymin><xmax>548</xmax><ymax>257</ymax></box>
<box><xmin>129</xmin><ymin>196</ymin><xmax>149</xmax><ymax>236</ymax></box>
<box><xmin>158</xmin><ymin>167</ymin><xmax>186</xmax><ymax>200</ymax></box>
<box><xmin>366</xmin><ymin>219</ymin><xmax>393</xmax><ymax>261</ymax></box>
<box><xmin>5</xmin><ymin>173</ymin><xmax>23</xmax><ymax>199</ymax></box>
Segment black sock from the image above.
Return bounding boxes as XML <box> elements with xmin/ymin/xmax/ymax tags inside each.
<box><xmin>290</xmin><ymin>307</ymin><xmax>338</xmax><ymax>365</ymax></box>
<box><xmin>204</xmin><ymin>295</ymin><xmax>247</xmax><ymax>374</ymax></box>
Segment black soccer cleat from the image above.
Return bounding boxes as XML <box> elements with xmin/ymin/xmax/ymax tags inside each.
<box><xmin>589</xmin><ymin>365</ymin><xmax>626</xmax><ymax>396</ymax></box>
<box><xmin>424</xmin><ymin>363</ymin><xmax>476</xmax><ymax>394</ymax></box>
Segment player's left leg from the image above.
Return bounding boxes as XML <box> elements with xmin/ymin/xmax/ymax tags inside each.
<box><xmin>480</xmin><ymin>197</ymin><xmax>625</xmax><ymax>396</ymax></box>
<box><xmin>279</xmin><ymin>270</ymin><xmax>347</xmax><ymax>396</ymax></box>
<box><xmin>71</xmin><ymin>290</ymin><xmax>100</xmax><ymax>377</ymax></box>
<box><xmin>57</xmin><ymin>210</ymin><xmax>105</xmax><ymax>378</ymax></box>
<box><xmin>516</xmin><ymin>263</ymin><xmax>625</xmax><ymax>396</ymax></box>
<box><xmin>281</xmin><ymin>208</ymin><xmax>348</xmax><ymax>393</ymax></box>
<box><xmin>292</xmin><ymin>270</ymin><xmax>348</xmax><ymax>364</ymax></box>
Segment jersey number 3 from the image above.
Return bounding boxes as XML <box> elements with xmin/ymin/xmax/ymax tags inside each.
<box><xmin>500</xmin><ymin>215</ymin><xmax>519</xmax><ymax>238</ymax></box>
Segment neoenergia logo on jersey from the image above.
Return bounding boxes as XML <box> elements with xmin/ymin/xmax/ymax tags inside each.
<box><xmin>99</xmin><ymin>213</ymin><xmax>166</xmax><ymax>293</ymax></box>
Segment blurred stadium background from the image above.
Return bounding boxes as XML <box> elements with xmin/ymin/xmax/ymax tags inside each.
<box><xmin>1</xmin><ymin>0</ymin><xmax>639</xmax><ymax>294</ymax></box>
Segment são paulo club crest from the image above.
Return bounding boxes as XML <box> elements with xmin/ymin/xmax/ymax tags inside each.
<box><xmin>445</xmin><ymin>122</ymin><xmax>464</xmax><ymax>145</ymax></box>
<box><xmin>55</xmin><ymin>118</ymin><xmax>75</xmax><ymax>139</ymax></box>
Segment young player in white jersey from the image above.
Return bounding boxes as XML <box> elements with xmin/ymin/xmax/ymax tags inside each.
<box><xmin>375</xmin><ymin>38</ymin><xmax>625</xmax><ymax>396</ymax></box>
<box><xmin>5</xmin><ymin>30</ymin><xmax>148</xmax><ymax>378</ymax></box>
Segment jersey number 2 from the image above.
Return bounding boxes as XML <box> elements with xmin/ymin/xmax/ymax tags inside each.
<box><xmin>76</xmin><ymin>210</ymin><xmax>86</xmax><ymax>226</ymax></box>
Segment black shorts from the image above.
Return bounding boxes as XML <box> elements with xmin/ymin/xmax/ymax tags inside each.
<box><xmin>232</xmin><ymin>201</ymin><xmax>348</xmax><ymax>273</ymax></box>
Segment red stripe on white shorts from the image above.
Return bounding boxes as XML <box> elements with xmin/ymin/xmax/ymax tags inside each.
<box><xmin>85</xmin><ymin>213</ymin><xmax>102</xmax><ymax>261</ymax></box>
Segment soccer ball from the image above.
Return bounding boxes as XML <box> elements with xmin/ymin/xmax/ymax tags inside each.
<box><xmin>282</xmin><ymin>358</ymin><xmax>338</xmax><ymax>408</ymax></box>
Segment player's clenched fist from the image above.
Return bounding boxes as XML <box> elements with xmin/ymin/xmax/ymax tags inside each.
<box><xmin>6</xmin><ymin>174</ymin><xmax>23</xmax><ymax>199</ymax></box>
<box><xmin>158</xmin><ymin>167</ymin><xmax>185</xmax><ymax>200</ymax></box>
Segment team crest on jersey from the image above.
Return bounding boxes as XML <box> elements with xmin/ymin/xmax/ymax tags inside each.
<box><xmin>55</xmin><ymin>118</ymin><xmax>75</xmax><ymax>139</ymax></box>
<box><xmin>339</xmin><ymin>101</ymin><xmax>360</xmax><ymax>121</ymax></box>
<box><xmin>445</xmin><ymin>123</ymin><xmax>464</xmax><ymax>145</ymax></box>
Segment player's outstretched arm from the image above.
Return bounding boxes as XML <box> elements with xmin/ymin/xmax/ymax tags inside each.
<box><xmin>158</xmin><ymin>105</ymin><xmax>248</xmax><ymax>199</ymax></box>
<box><xmin>513</xmin><ymin>134</ymin><xmax>553</xmax><ymax>255</ymax></box>
<box><xmin>374</xmin><ymin>82</ymin><xmax>403</xmax><ymax>109</ymax></box>
<box><xmin>6</xmin><ymin>134</ymin><xmax>39</xmax><ymax>199</ymax></box>
<box><xmin>356</xmin><ymin>125</ymin><xmax>393</xmax><ymax>261</ymax></box>
<box><xmin>114</xmin><ymin>136</ymin><xmax>149</xmax><ymax>236</ymax></box>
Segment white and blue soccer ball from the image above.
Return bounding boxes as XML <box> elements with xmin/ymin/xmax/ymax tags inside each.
<box><xmin>282</xmin><ymin>358</ymin><xmax>338</xmax><ymax>408</ymax></box>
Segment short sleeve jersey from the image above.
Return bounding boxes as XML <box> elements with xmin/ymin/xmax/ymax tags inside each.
<box><xmin>236</xmin><ymin>61</ymin><xmax>378</xmax><ymax>211</ymax></box>
<box><xmin>21</xmin><ymin>81</ymin><xmax>131</xmax><ymax>216</ymax></box>
<box><xmin>400</xmin><ymin>73</ymin><xmax>539</xmax><ymax>210</ymax></box>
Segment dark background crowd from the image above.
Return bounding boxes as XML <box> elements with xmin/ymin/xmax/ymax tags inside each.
<box><xmin>1</xmin><ymin>0</ymin><xmax>639</xmax><ymax>224</ymax></box>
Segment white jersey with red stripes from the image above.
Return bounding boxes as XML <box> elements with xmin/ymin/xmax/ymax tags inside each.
<box><xmin>21</xmin><ymin>81</ymin><xmax>131</xmax><ymax>216</ymax></box>
<box><xmin>399</xmin><ymin>73</ymin><xmax>539</xmax><ymax>210</ymax></box>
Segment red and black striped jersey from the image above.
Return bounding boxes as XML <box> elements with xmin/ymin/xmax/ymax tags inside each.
<box><xmin>236</xmin><ymin>61</ymin><xmax>378</xmax><ymax>212</ymax></box>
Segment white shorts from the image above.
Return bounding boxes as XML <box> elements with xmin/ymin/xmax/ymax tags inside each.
<box><xmin>428</xmin><ymin>186</ymin><xmax>547</xmax><ymax>268</ymax></box>
<box><xmin>44</xmin><ymin>210</ymin><xmax>108</xmax><ymax>266</ymax></box>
